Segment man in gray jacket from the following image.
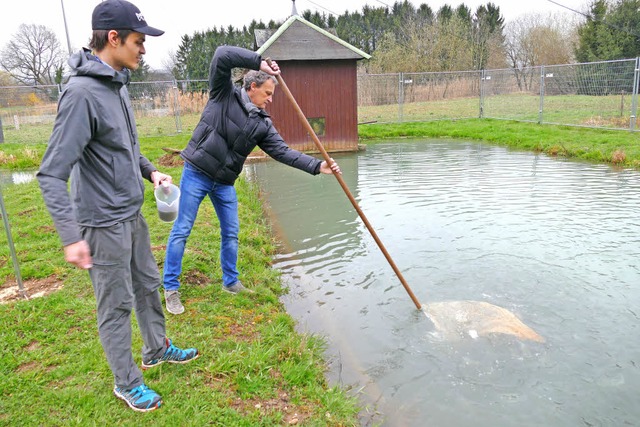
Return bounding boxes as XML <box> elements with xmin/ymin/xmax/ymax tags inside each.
<box><xmin>162</xmin><ymin>46</ymin><xmax>341</xmax><ymax>314</ymax></box>
<box><xmin>37</xmin><ymin>0</ymin><xmax>198</xmax><ymax>413</ymax></box>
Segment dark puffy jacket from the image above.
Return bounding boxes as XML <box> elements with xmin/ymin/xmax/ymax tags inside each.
<box><xmin>180</xmin><ymin>46</ymin><xmax>322</xmax><ymax>184</ymax></box>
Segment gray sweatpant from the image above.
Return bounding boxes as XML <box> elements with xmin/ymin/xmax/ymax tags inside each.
<box><xmin>83</xmin><ymin>213</ymin><xmax>168</xmax><ymax>390</ymax></box>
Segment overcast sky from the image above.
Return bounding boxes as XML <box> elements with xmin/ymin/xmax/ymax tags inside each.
<box><xmin>0</xmin><ymin>0</ymin><xmax>589</xmax><ymax>70</ymax></box>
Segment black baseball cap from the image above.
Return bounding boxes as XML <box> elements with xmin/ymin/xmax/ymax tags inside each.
<box><xmin>92</xmin><ymin>0</ymin><xmax>164</xmax><ymax>36</ymax></box>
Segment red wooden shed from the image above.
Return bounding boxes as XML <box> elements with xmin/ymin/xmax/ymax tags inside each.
<box><xmin>254</xmin><ymin>14</ymin><xmax>370</xmax><ymax>153</ymax></box>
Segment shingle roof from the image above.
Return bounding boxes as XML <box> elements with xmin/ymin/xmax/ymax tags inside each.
<box><xmin>255</xmin><ymin>15</ymin><xmax>371</xmax><ymax>61</ymax></box>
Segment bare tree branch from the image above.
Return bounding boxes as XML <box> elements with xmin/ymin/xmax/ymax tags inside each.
<box><xmin>505</xmin><ymin>12</ymin><xmax>579</xmax><ymax>90</ymax></box>
<box><xmin>0</xmin><ymin>24</ymin><xmax>67</xmax><ymax>86</ymax></box>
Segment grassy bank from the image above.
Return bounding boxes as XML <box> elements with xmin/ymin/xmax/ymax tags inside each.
<box><xmin>358</xmin><ymin>118</ymin><xmax>640</xmax><ymax>168</ymax></box>
<box><xmin>0</xmin><ymin>135</ymin><xmax>362</xmax><ymax>426</ymax></box>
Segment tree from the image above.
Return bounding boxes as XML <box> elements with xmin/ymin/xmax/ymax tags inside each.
<box><xmin>575</xmin><ymin>0</ymin><xmax>617</xmax><ymax>61</ymax></box>
<box><xmin>335</xmin><ymin>3</ymin><xmax>405</xmax><ymax>55</ymax></box>
<box><xmin>0</xmin><ymin>71</ymin><xmax>16</xmax><ymax>86</ymax></box>
<box><xmin>367</xmin><ymin>3</ymin><xmax>505</xmax><ymax>73</ymax></box>
<box><xmin>169</xmin><ymin>1</ymin><xmax>511</xmax><ymax>78</ymax></box>
<box><xmin>302</xmin><ymin>10</ymin><xmax>329</xmax><ymax>28</ymax></box>
<box><xmin>172</xmin><ymin>21</ymin><xmax>267</xmax><ymax>85</ymax></box>
<box><xmin>0</xmin><ymin>71</ymin><xmax>18</xmax><ymax>108</ymax></box>
<box><xmin>369</xmin><ymin>13</ymin><xmax>471</xmax><ymax>73</ymax></box>
<box><xmin>472</xmin><ymin>3</ymin><xmax>506</xmax><ymax>70</ymax></box>
<box><xmin>575</xmin><ymin>0</ymin><xmax>640</xmax><ymax>61</ymax></box>
<box><xmin>607</xmin><ymin>0</ymin><xmax>640</xmax><ymax>58</ymax></box>
<box><xmin>0</xmin><ymin>24</ymin><xmax>67</xmax><ymax>86</ymax></box>
<box><xmin>505</xmin><ymin>13</ymin><xmax>578</xmax><ymax>90</ymax></box>
<box><xmin>162</xmin><ymin>50</ymin><xmax>179</xmax><ymax>76</ymax></box>
<box><xmin>130</xmin><ymin>57</ymin><xmax>151</xmax><ymax>81</ymax></box>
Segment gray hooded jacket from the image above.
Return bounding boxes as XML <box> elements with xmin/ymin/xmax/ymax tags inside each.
<box><xmin>37</xmin><ymin>49</ymin><xmax>156</xmax><ymax>246</ymax></box>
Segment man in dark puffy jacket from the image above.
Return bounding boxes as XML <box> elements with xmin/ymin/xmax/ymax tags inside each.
<box><xmin>162</xmin><ymin>45</ymin><xmax>341</xmax><ymax>315</ymax></box>
<box><xmin>37</xmin><ymin>0</ymin><xmax>198</xmax><ymax>413</ymax></box>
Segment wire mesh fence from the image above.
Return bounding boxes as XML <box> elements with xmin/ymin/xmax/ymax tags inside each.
<box><xmin>357</xmin><ymin>70</ymin><xmax>481</xmax><ymax>124</ymax></box>
<box><xmin>0</xmin><ymin>57</ymin><xmax>638</xmax><ymax>144</ymax></box>
<box><xmin>0</xmin><ymin>85</ymin><xmax>61</xmax><ymax>144</ymax></box>
<box><xmin>481</xmin><ymin>58</ymin><xmax>640</xmax><ymax>130</ymax></box>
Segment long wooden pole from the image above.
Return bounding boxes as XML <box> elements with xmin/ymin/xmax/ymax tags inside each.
<box><xmin>267</xmin><ymin>60</ymin><xmax>422</xmax><ymax>310</ymax></box>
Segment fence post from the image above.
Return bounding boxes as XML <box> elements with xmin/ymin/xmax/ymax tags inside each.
<box><xmin>398</xmin><ymin>72</ymin><xmax>404</xmax><ymax>122</ymax></box>
<box><xmin>630</xmin><ymin>57</ymin><xmax>639</xmax><ymax>131</ymax></box>
<box><xmin>0</xmin><ymin>116</ymin><xmax>4</xmax><ymax>143</ymax></box>
<box><xmin>479</xmin><ymin>69</ymin><xmax>485</xmax><ymax>119</ymax></box>
<box><xmin>0</xmin><ymin>185</ymin><xmax>26</xmax><ymax>299</ymax></box>
<box><xmin>538</xmin><ymin>66</ymin><xmax>545</xmax><ymax>125</ymax></box>
<box><xmin>172</xmin><ymin>80</ymin><xmax>182</xmax><ymax>134</ymax></box>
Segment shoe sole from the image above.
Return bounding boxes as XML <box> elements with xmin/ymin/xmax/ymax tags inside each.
<box><xmin>222</xmin><ymin>287</ymin><xmax>254</xmax><ymax>295</ymax></box>
<box><xmin>166</xmin><ymin>305</ymin><xmax>184</xmax><ymax>315</ymax></box>
<box><xmin>141</xmin><ymin>352</ymin><xmax>200</xmax><ymax>370</ymax></box>
<box><xmin>113</xmin><ymin>388</ymin><xmax>162</xmax><ymax>412</ymax></box>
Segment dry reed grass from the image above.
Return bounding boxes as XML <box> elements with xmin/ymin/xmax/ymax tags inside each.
<box><xmin>611</xmin><ymin>149</ymin><xmax>626</xmax><ymax>164</ymax></box>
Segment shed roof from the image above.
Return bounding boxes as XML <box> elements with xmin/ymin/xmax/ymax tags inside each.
<box><xmin>255</xmin><ymin>15</ymin><xmax>371</xmax><ymax>61</ymax></box>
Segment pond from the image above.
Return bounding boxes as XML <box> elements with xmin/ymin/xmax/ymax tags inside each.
<box><xmin>0</xmin><ymin>170</ymin><xmax>37</xmax><ymax>187</ymax></box>
<box><xmin>246</xmin><ymin>140</ymin><xmax>640</xmax><ymax>427</ymax></box>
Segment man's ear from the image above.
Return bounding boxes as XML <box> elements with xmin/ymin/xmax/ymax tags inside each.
<box><xmin>107</xmin><ymin>30</ymin><xmax>120</xmax><ymax>47</ymax></box>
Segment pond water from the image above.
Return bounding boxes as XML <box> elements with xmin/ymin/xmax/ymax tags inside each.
<box><xmin>246</xmin><ymin>140</ymin><xmax>640</xmax><ymax>427</ymax></box>
<box><xmin>0</xmin><ymin>170</ymin><xmax>36</xmax><ymax>187</ymax></box>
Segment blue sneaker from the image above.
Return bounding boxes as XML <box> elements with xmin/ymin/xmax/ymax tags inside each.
<box><xmin>141</xmin><ymin>337</ymin><xmax>199</xmax><ymax>370</ymax></box>
<box><xmin>113</xmin><ymin>383</ymin><xmax>162</xmax><ymax>412</ymax></box>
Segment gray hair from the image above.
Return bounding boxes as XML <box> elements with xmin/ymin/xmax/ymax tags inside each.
<box><xmin>243</xmin><ymin>70</ymin><xmax>277</xmax><ymax>90</ymax></box>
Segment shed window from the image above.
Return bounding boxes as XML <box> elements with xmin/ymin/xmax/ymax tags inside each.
<box><xmin>307</xmin><ymin>117</ymin><xmax>325</xmax><ymax>137</ymax></box>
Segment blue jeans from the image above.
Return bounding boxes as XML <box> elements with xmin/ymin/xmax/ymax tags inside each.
<box><xmin>163</xmin><ymin>163</ymin><xmax>239</xmax><ymax>290</ymax></box>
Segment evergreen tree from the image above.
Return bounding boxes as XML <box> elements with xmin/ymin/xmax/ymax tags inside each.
<box><xmin>575</xmin><ymin>0</ymin><xmax>616</xmax><ymax>61</ymax></box>
<box><xmin>173</xmin><ymin>23</ymin><xmax>266</xmax><ymax>84</ymax></box>
<box><xmin>171</xmin><ymin>1</ymin><xmax>507</xmax><ymax>78</ymax></box>
<box><xmin>575</xmin><ymin>0</ymin><xmax>640</xmax><ymax>61</ymax></box>
<box><xmin>606</xmin><ymin>0</ymin><xmax>640</xmax><ymax>58</ymax></box>
<box><xmin>472</xmin><ymin>3</ymin><xmax>506</xmax><ymax>70</ymax></box>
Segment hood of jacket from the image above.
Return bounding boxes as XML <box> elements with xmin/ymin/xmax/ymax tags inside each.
<box><xmin>67</xmin><ymin>48</ymin><xmax>131</xmax><ymax>86</ymax></box>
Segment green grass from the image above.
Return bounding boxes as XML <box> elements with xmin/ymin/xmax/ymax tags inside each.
<box><xmin>357</xmin><ymin>93</ymin><xmax>638</xmax><ymax>129</ymax></box>
<box><xmin>0</xmin><ymin>135</ymin><xmax>362</xmax><ymax>426</ymax></box>
<box><xmin>358</xmin><ymin>97</ymin><xmax>479</xmax><ymax>123</ymax></box>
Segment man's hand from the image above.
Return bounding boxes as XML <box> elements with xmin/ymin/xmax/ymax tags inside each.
<box><xmin>261</xmin><ymin>58</ymin><xmax>280</xmax><ymax>76</ymax></box>
<box><xmin>64</xmin><ymin>240</ymin><xmax>93</xmax><ymax>269</ymax></box>
<box><xmin>320</xmin><ymin>158</ymin><xmax>341</xmax><ymax>175</ymax></box>
<box><xmin>151</xmin><ymin>170</ymin><xmax>172</xmax><ymax>189</ymax></box>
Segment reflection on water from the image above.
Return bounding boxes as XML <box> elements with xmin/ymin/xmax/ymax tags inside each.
<box><xmin>0</xmin><ymin>170</ymin><xmax>36</xmax><ymax>186</ymax></box>
<box><xmin>246</xmin><ymin>140</ymin><xmax>640</xmax><ymax>427</ymax></box>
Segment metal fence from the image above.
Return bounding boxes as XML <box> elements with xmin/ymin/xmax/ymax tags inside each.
<box><xmin>1</xmin><ymin>58</ymin><xmax>638</xmax><ymax>143</ymax></box>
<box><xmin>357</xmin><ymin>58</ymin><xmax>639</xmax><ymax>131</ymax></box>
<box><xmin>481</xmin><ymin>58</ymin><xmax>639</xmax><ymax>130</ymax></box>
